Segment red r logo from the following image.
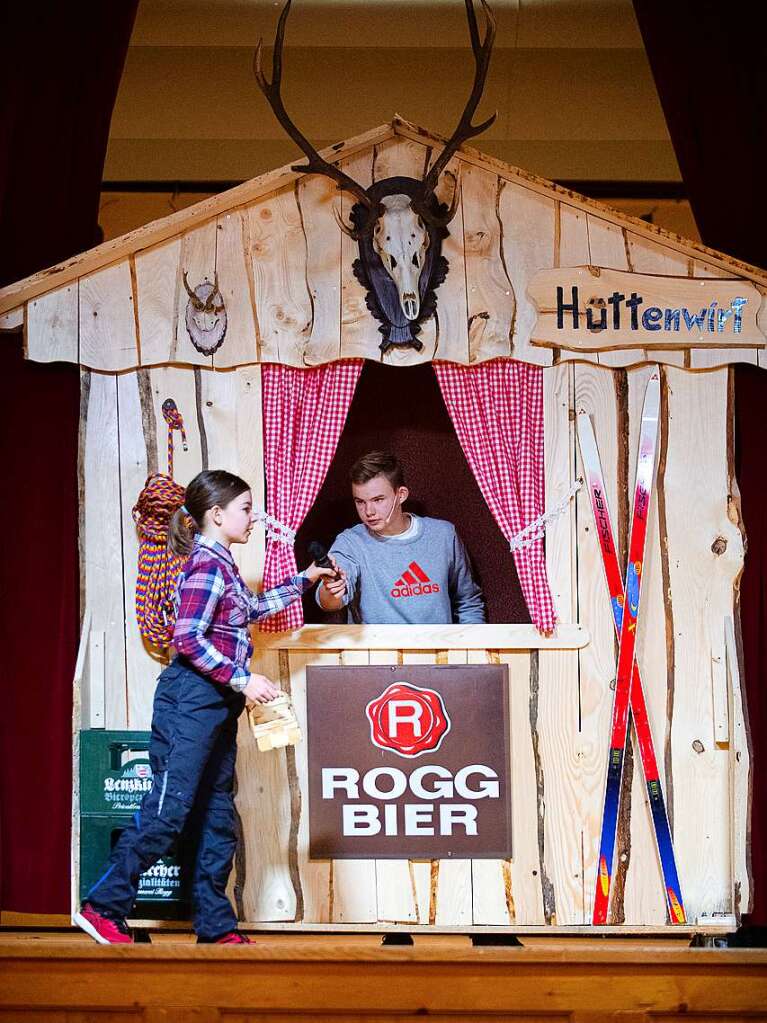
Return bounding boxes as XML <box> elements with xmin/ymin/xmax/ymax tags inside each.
<box><xmin>365</xmin><ymin>682</ymin><xmax>451</xmax><ymax>758</ymax></box>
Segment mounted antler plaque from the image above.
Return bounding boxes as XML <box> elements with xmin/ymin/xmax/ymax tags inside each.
<box><xmin>183</xmin><ymin>272</ymin><xmax>227</xmax><ymax>355</ymax></box>
<box><xmin>255</xmin><ymin>0</ymin><xmax>497</xmax><ymax>355</ymax></box>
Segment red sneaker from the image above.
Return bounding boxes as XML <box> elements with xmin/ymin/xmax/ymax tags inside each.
<box><xmin>74</xmin><ymin>902</ymin><xmax>134</xmax><ymax>945</ymax></box>
<box><xmin>200</xmin><ymin>931</ymin><xmax>252</xmax><ymax>944</ymax></box>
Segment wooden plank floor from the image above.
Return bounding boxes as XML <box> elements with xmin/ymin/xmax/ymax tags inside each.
<box><xmin>1</xmin><ymin>932</ymin><xmax>767</xmax><ymax>1021</ymax></box>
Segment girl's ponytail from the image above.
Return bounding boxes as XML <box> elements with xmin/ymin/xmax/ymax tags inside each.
<box><xmin>168</xmin><ymin>506</ymin><xmax>197</xmax><ymax>558</ymax></box>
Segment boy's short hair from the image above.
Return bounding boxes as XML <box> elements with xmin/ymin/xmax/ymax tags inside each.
<box><xmin>350</xmin><ymin>451</ymin><xmax>405</xmax><ymax>490</ymax></box>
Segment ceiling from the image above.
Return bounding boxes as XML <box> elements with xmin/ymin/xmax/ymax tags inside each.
<box><xmin>106</xmin><ymin>0</ymin><xmax>680</xmax><ymax>184</ymax></box>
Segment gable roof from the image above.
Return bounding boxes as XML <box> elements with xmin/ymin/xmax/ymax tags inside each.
<box><xmin>2</xmin><ymin>117</ymin><xmax>765</xmax><ymax>371</ymax></box>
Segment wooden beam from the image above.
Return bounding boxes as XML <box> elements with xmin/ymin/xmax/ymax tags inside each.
<box><xmin>1</xmin><ymin>940</ymin><xmax>766</xmax><ymax>1019</ymax></box>
<box><xmin>252</xmin><ymin>623</ymin><xmax>589</xmax><ymax>651</ymax></box>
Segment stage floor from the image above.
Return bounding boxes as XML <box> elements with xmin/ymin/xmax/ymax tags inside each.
<box><xmin>1</xmin><ymin>930</ymin><xmax>767</xmax><ymax>1021</ymax></box>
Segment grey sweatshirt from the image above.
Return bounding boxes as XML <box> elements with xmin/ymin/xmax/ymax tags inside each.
<box><xmin>318</xmin><ymin>515</ymin><xmax>486</xmax><ymax>624</ymax></box>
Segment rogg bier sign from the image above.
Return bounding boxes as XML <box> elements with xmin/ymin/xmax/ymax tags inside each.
<box><xmin>307</xmin><ymin>664</ymin><xmax>512</xmax><ymax>859</ymax></box>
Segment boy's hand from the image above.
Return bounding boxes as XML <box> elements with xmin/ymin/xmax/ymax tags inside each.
<box><xmin>244</xmin><ymin>673</ymin><xmax>281</xmax><ymax>705</ymax></box>
<box><xmin>304</xmin><ymin>556</ymin><xmax>343</xmax><ymax>586</ymax></box>
<box><xmin>322</xmin><ymin>564</ymin><xmax>347</xmax><ymax>599</ymax></box>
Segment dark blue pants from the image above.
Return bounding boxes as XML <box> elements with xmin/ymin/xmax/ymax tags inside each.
<box><xmin>87</xmin><ymin>658</ymin><xmax>245</xmax><ymax>940</ymax></box>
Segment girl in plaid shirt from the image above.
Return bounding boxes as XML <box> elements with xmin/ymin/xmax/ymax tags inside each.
<box><xmin>76</xmin><ymin>470</ymin><xmax>335</xmax><ymax>945</ymax></box>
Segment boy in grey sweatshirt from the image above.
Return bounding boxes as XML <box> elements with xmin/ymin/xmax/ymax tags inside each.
<box><xmin>317</xmin><ymin>452</ymin><xmax>486</xmax><ymax>625</ymax></box>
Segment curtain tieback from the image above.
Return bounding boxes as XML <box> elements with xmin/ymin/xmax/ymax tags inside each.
<box><xmin>508</xmin><ymin>477</ymin><xmax>583</xmax><ymax>553</ymax></box>
<box><xmin>256</xmin><ymin>511</ymin><xmax>296</xmax><ymax>545</ymax></box>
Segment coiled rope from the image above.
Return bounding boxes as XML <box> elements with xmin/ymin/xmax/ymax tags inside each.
<box><xmin>133</xmin><ymin>400</ymin><xmax>188</xmax><ymax>647</ymax></box>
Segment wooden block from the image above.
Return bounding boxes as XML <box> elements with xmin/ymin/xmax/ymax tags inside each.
<box><xmin>462</xmin><ymin>162</ymin><xmax>514</xmax><ymax>364</ymax></box>
<box><xmin>663</xmin><ymin>368</ymin><xmax>736</xmax><ymax>921</ymax></box>
<box><xmin>134</xmin><ymin>237</ymin><xmax>182</xmax><ymax>365</ymax></box>
<box><xmin>711</xmin><ymin>635</ymin><xmax>729</xmax><ymax>749</ymax></box>
<box><xmin>84</xmin><ymin>630</ymin><xmax>105</xmax><ymax>729</ymax></box>
<box><xmin>212</xmin><ymin>210</ymin><xmax>259</xmax><ymax>368</ymax></box>
<box><xmin>287</xmin><ymin>649</ymin><xmax>337</xmax><ymax>923</ymax></box>
<box><xmin>79</xmin><ymin>262</ymin><xmax>138</xmax><ymax>371</ymax></box>
<box><xmin>725</xmin><ymin>615</ymin><xmax>751</xmax><ymax>918</ymax></box>
<box><xmin>338</xmin><ymin>149</ymin><xmax>377</xmax><ymax>361</ymax></box>
<box><xmin>433</xmin><ymin>157</ymin><xmax>469</xmax><ymax>364</ymax></box>
<box><xmin>497</xmin><ymin>179</ymin><xmax>555</xmax><ymax>366</ymax></box>
<box><xmin>298</xmin><ymin>173</ymin><xmax>342</xmax><ymax>366</ymax></box>
<box><xmin>249</xmin><ymin>696</ymin><xmax>302</xmax><ymax>752</ymax></box>
<box><xmin>252</xmin><ymin>623</ymin><xmax>589</xmax><ymax>652</ymax></box>
<box><xmin>82</xmin><ymin>371</ymin><xmax>127</xmax><ymax>727</ymax></box>
<box><xmin>0</xmin><ymin>305</ymin><xmax>23</xmax><ymax>331</ymax></box>
<box><xmin>248</xmin><ymin>185</ymin><xmax>312</xmax><ymax>366</ymax></box>
<box><xmin>234</xmin><ymin>649</ymin><xmax>297</xmax><ymax>921</ymax></box>
<box><xmin>26</xmin><ymin>284</ymin><xmax>77</xmax><ymax>363</ymax></box>
<box><xmin>573</xmin><ymin>364</ymin><xmax>625</xmax><ymax>921</ymax></box>
<box><xmin>330</xmin><ymin>650</ymin><xmax>378</xmax><ymax>925</ymax></box>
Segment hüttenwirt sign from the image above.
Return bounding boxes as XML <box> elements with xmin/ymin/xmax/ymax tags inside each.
<box><xmin>527</xmin><ymin>266</ymin><xmax>766</xmax><ymax>352</ymax></box>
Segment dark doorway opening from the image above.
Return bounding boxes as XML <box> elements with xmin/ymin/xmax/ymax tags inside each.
<box><xmin>296</xmin><ymin>359</ymin><xmax>529</xmax><ymax>624</ymax></box>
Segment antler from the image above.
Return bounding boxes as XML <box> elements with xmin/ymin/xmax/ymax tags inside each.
<box><xmin>415</xmin><ymin>0</ymin><xmax>497</xmax><ymax>223</ymax></box>
<box><xmin>255</xmin><ymin>0</ymin><xmax>378</xmax><ymax>233</ymax></box>
<box><xmin>182</xmin><ymin>271</ymin><xmax>205</xmax><ymax>310</ymax></box>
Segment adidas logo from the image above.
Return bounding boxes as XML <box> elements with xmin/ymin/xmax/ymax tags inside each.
<box><xmin>390</xmin><ymin>561</ymin><xmax>441</xmax><ymax>599</ymax></box>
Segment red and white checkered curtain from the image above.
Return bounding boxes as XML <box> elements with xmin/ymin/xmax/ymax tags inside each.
<box><xmin>260</xmin><ymin>359</ymin><xmax>363</xmax><ymax>632</ymax></box>
<box><xmin>433</xmin><ymin>359</ymin><xmax>556</xmax><ymax>633</ymax></box>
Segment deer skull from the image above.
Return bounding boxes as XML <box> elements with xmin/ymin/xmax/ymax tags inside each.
<box><xmin>183</xmin><ymin>273</ymin><xmax>228</xmax><ymax>355</ymax></box>
<box><xmin>372</xmin><ymin>195</ymin><xmax>430</xmax><ymax>321</ymax></box>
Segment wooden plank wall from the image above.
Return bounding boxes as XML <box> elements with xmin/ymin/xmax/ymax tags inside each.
<box><xmin>78</xmin><ymin>354</ymin><xmax>750</xmax><ymax>928</ymax></box>
<box><xmin>24</xmin><ymin>135</ymin><xmax>764</xmax><ymax>372</ymax></box>
<box><xmin>80</xmin><ymin>364</ymin><xmax>267</xmax><ymax>731</ymax></box>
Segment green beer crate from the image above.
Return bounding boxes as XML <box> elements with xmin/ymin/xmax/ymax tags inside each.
<box><xmin>79</xmin><ymin>730</ymin><xmax>191</xmax><ymax>919</ymax></box>
<box><xmin>79</xmin><ymin>730</ymin><xmax>154</xmax><ymax>815</ymax></box>
<box><xmin>79</xmin><ymin>815</ymin><xmax>190</xmax><ymax>917</ymax></box>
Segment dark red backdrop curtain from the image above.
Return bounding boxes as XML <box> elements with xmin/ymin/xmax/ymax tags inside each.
<box><xmin>633</xmin><ymin>1</ymin><xmax>767</xmax><ymax>925</ymax></box>
<box><xmin>0</xmin><ymin>3</ymin><xmax>138</xmax><ymax>914</ymax></box>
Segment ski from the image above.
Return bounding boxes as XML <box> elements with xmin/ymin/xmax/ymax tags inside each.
<box><xmin>580</xmin><ymin>369</ymin><xmax>677</xmax><ymax>925</ymax></box>
<box><xmin>577</xmin><ymin>401</ymin><xmax>686</xmax><ymax>926</ymax></box>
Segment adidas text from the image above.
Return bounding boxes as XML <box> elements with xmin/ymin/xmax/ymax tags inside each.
<box><xmin>390</xmin><ymin>582</ymin><xmax>441</xmax><ymax>599</ymax></box>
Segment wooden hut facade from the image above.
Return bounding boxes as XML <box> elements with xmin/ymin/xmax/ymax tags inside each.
<box><xmin>0</xmin><ymin>117</ymin><xmax>761</xmax><ymax>934</ymax></box>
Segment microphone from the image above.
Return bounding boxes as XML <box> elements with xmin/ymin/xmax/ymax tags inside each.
<box><xmin>307</xmin><ymin>541</ymin><xmax>339</xmax><ymax>579</ymax></box>
<box><xmin>383</xmin><ymin>495</ymin><xmax>400</xmax><ymax>525</ymax></box>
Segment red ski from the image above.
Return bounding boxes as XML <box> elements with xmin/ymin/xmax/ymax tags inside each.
<box><xmin>577</xmin><ymin>402</ymin><xmax>685</xmax><ymax>925</ymax></box>
<box><xmin>584</xmin><ymin>369</ymin><xmax>667</xmax><ymax>925</ymax></box>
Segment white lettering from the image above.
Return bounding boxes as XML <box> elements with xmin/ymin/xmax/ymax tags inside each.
<box><xmin>362</xmin><ymin>768</ymin><xmax>407</xmax><ymax>800</ymax></box>
<box><xmin>409</xmin><ymin>765</ymin><xmax>454</xmax><ymax>799</ymax></box>
<box><xmin>343</xmin><ymin>804</ymin><xmax>381</xmax><ymax>835</ymax></box>
<box><xmin>384</xmin><ymin>803</ymin><xmax>398</xmax><ymax>835</ymax></box>
<box><xmin>322</xmin><ymin>768</ymin><xmax>360</xmax><ymax>800</ymax></box>
<box><xmin>388</xmin><ymin>700</ymin><xmax>423</xmax><ymax>738</ymax></box>
<box><xmin>455</xmin><ymin>765</ymin><xmax>499</xmax><ymax>800</ymax></box>
<box><xmin>440</xmin><ymin>804</ymin><xmax>478</xmax><ymax>835</ymax></box>
<box><xmin>405</xmin><ymin>803</ymin><xmax>434</xmax><ymax>835</ymax></box>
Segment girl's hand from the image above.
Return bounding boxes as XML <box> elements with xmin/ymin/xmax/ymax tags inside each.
<box><xmin>304</xmin><ymin>556</ymin><xmax>343</xmax><ymax>585</ymax></box>
<box><xmin>244</xmin><ymin>673</ymin><xmax>281</xmax><ymax>705</ymax></box>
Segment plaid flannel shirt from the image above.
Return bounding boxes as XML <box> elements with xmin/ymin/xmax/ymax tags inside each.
<box><xmin>172</xmin><ymin>534</ymin><xmax>310</xmax><ymax>690</ymax></box>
